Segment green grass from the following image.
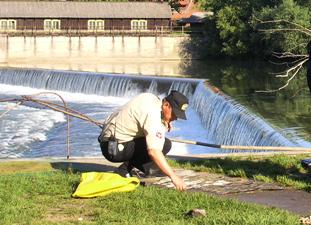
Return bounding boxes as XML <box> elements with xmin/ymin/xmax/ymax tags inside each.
<box><xmin>0</xmin><ymin>161</ymin><xmax>53</xmax><ymax>174</ymax></box>
<box><xmin>169</xmin><ymin>154</ymin><xmax>311</xmax><ymax>192</ymax></box>
<box><xmin>0</xmin><ymin>170</ymin><xmax>301</xmax><ymax>225</ymax></box>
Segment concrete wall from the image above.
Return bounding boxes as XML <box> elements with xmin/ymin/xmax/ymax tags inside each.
<box><xmin>0</xmin><ymin>36</ymin><xmax>189</xmax><ymax>76</ymax></box>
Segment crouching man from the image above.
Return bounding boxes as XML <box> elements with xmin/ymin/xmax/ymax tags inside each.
<box><xmin>98</xmin><ymin>90</ymin><xmax>189</xmax><ymax>191</ymax></box>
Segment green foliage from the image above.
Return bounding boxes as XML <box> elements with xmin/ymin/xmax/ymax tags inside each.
<box><xmin>179</xmin><ymin>21</ymin><xmax>223</xmax><ymax>58</ymax></box>
<box><xmin>188</xmin><ymin>0</ymin><xmax>310</xmax><ymax>58</ymax></box>
<box><xmin>216</xmin><ymin>6</ymin><xmax>249</xmax><ymax>56</ymax></box>
<box><xmin>193</xmin><ymin>0</ymin><xmax>279</xmax><ymax>58</ymax></box>
<box><xmin>253</xmin><ymin>0</ymin><xmax>311</xmax><ymax>55</ymax></box>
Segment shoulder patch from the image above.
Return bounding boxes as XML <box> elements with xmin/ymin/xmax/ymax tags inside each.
<box><xmin>156</xmin><ymin>131</ymin><xmax>163</xmax><ymax>139</ymax></box>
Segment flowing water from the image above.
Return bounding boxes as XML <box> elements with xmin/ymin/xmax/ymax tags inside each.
<box><xmin>0</xmin><ymin>68</ymin><xmax>309</xmax><ymax>159</ymax></box>
<box><xmin>182</xmin><ymin>60</ymin><xmax>311</xmax><ymax>144</ymax></box>
<box><xmin>0</xmin><ymin>36</ymin><xmax>310</xmax><ymax>158</ymax></box>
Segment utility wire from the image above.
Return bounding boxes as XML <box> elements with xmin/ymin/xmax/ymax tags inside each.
<box><xmin>0</xmin><ymin>92</ymin><xmax>104</xmax><ymax>159</ymax></box>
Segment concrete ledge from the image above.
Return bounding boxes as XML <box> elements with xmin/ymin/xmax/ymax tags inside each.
<box><xmin>169</xmin><ymin>152</ymin><xmax>311</xmax><ymax>160</ymax></box>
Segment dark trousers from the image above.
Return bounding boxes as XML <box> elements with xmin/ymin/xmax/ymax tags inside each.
<box><xmin>99</xmin><ymin>137</ymin><xmax>171</xmax><ymax>173</ymax></box>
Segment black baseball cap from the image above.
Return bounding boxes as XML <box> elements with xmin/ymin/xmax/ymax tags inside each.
<box><xmin>165</xmin><ymin>90</ymin><xmax>189</xmax><ymax>120</ymax></box>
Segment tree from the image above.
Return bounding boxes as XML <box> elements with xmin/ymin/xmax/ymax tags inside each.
<box><xmin>194</xmin><ymin>0</ymin><xmax>310</xmax><ymax>58</ymax></box>
<box><xmin>252</xmin><ymin>0</ymin><xmax>310</xmax><ymax>55</ymax></box>
<box><xmin>252</xmin><ymin>0</ymin><xmax>311</xmax><ymax>93</ymax></box>
<box><xmin>195</xmin><ymin>0</ymin><xmax>283</xmax><ymax>58</ymax></box>
<box><xmin>216</xmin><ymin>5</ymin><xmax>249</xmax><ymax>56</ymax></box>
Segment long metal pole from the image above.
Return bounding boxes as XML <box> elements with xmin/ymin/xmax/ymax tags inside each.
<box><xmin>170</xmin><ymin>138</ymin><xmax>311</xmax><ymax>153</ymax></box>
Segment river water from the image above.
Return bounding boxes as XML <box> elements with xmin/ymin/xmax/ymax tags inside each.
<box><xmin>182</xmin><ymin>59</ymin><xmax>311</xmax><ymax>142</ymax></box>
<box><xmin>0</xmin><ymin>36</ymin><xmax>310</xmax><ymax>158</ymax></box>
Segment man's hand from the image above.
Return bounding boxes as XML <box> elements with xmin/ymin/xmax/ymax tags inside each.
<box><xmin>170</xmin><ymin>174</ymin><xmax>186</xmax><ymax>191</ymax></box>
<box><xmin>148</xmin><ymin>149</ymin><xmax>186</xmax><ymax>191</ymax></box>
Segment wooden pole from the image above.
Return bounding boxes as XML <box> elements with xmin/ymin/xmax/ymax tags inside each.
<box><xmin>170</xmin><ymin>138</ymin><xmax>311</xmax><ymax>153</ymax></box>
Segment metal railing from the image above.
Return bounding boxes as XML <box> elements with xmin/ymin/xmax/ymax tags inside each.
<box><xmin>0</xmin><ymin>25</ymin><xmax>203</xmax><ymax>37</ymax></box>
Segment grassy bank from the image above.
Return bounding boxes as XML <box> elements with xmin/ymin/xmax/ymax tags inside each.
<box><xmin>169</xmin><ymin>154</ymin><xmax>311</xmax><ymax>192</ymax></box>
<box><xmin>0</xmin><ymin>167</ymin><xmax>300</xmax><ymax>225</ymax></box>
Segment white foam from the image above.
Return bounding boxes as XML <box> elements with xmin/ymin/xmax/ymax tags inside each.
<box><xmin>167</xmin><ymin>108</ymin><xmax>217</xmax><ymax>155</ymax></box>
<box><xmin>0</xmin><ymin>102</ymin><xmax>65</xmax><ymax>157</ymax></box>
<box><xmin>0</xmin><ymin>83</ymin><xmax>130</xmax><ymax>104</ymax></box>
<box><xmin>0</xmin><ymin>83</ymin><xmax>212</xmax><ymax>157</ymax></box>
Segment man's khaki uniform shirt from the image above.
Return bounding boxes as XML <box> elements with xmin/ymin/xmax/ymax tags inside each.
<box><xmin>101</xmin><ymin>93</ymin><xmax>167</xmax><ymax>151</ymax></box>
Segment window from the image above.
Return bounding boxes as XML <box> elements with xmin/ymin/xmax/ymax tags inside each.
<box><xmin>131</xmin><ymin>20</ymin><xmax>139</xmax><ymax>30</ymax></box>
<box><xmin>131</xmin><ymin>20</ymin><xmax>147</xmax><ymax>30</ymax></box>
<box><xmin>0</xmin><ymin>20</ymin><xmax>17</xmax><ymax>31</ymax></box>
<box><xmin>44</xmin><ymin>19</ymin><xmax>61</xmax><ymax>31</ymax></box>
<box><xmin>88</xmin><ymin>20</ymin><xmax>105</xmax><ymax>30</ymax></box>
<box><xmin>139</xmin><ymin>20</ymin><xmax>147</xmax><ymax>30</ymax></box>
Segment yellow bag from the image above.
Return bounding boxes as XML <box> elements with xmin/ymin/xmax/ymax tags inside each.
<box><xmin>72</xmin><ymin>172</ymin><xmax>140</xmax><ymax>198</ymax></box>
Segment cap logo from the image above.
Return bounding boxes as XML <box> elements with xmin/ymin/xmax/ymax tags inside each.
<box><xmin>181</xmin><ymin>103</ymin><xmax>188</xmax><ymax>111</ymax></box>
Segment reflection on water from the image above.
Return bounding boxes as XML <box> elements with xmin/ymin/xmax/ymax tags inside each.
<box><xmin>0</xmin><ymin>35</ymin><xmax>310</xmax><ymax>142</ymax></box>
<box><xmin>0</xmin><ymin>36</ymin><xmax>186</xmax><ymax>76</ymax></box>
<box><xmin>181</xmin><ymin>59</ymin><xmax>311</xmax><ymax>142</ymax></box>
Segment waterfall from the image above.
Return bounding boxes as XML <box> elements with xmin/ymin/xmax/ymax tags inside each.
<box><xmin>168</xmin><ymin>81</ymin><xmax>194</xmax><ymax>98</ymax></box>
<box><xmin>0</xmin><ymin>67</ymin><xmax>298</xmax><ymax>156</ymax></box>
<box><xmin>0</xmin><ymin>68</ymin><xmax>199</xmax><ymax>97</ymax></box>
<box><xmin>191</xmin><ymin>82</ymin><xmax>295</xmax><ymax>149</ymax></box>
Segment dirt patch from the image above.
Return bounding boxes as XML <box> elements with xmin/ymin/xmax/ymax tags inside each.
<box><xmin>45</xmin><ymin>199</ymin><xmax>96</xmax><ymax>224</ymax></box>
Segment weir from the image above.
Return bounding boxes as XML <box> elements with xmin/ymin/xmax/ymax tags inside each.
<box><xmin>0</xmin><ymin>67</ymin><xmax>298</xmax><ymax>157</ymax></box>
<box><xmin>0</xmin><ymin>68</ymin><xmax>198</xmax><ymax>97</ymax></box>
<box><xmin>191</xmin><ymin>83</ymin><xmax>295</xmax><ymax>149</ymax></box>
